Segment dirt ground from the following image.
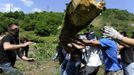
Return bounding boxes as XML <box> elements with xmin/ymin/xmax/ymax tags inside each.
<box><xmin>15</xmin><ymin>59</ymin><xmax>104</xmax><ymax>75</ymax></box>
<box><xmin>16</xmin><ymin>59</ymin><xmax>59</xmax><ymax>75</ymax></box>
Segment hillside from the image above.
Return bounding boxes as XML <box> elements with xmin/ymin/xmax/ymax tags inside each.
<box><xmin>91</xmin><ymin>9</ymin><xmax>134</xmax><ymax>35</ymax></box>
<box><xmin>0</xmin><ymin>9</ymin><xmax>134</xmax><ymax>36</ymax></box>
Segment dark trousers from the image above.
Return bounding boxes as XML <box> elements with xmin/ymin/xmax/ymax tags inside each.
<box><xmin>21</xmin><ymin>49</ymin><xmax>28</xmax><ymax>57</ymax></box>
<box><xmin>60</xmin><ymin>59</ymin><xmax>68</xmax><ymax>75</ymax></box>
<box><xmin>0</xmin><ymin>63</ymin><xmax>23</xmax><ymax>75</ymax></box>
<box><xmin>64</xmin><ymin>60</ymin><xmax>81</xmax><ymax>75</ymax></box>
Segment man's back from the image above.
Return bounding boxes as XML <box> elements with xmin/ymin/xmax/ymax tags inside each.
<box><xmin>99</xmin><ymin>38</ymin><xmax>122</xmax><ymax>72</ymax></box>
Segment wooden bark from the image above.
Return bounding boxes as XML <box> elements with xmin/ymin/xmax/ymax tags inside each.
<box><xmin>59</xmin><ymin>0</ymin><xmax>105</xmax><ymax>53</ymax></box>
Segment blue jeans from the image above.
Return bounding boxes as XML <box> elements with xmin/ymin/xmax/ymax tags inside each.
<box><xmin>60</xmin><ymin>60</ymin><xmax>68</xmax><ymax>75</ymax></box>
<box><xmin>63</xmin><ymin>60</ymin><xmax>81</xmax><ymax>75</ymax></box>
<box><xmin>122</xmin><ymin>62</ymin><xmax>134</xmax><ymax>75</ymax></box>
<box><xmin>0</xmin><ymin>63</ymin><xmax>23</xmax><ymax>75</ymax></box>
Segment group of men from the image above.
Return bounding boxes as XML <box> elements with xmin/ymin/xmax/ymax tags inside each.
<box><xmin>0</xmin><ymin>23</ymin><xmax>134</xmax><ymax>75</ymax></box>
<box><xmin>56</xmin><ymin>31</ymin><xmax>101</xmax><ymax>75</ymax></box>
<box><xmin>56</xmin><ymin>26</ymin><xmax>134</xmax><ymax>75</ymax></box>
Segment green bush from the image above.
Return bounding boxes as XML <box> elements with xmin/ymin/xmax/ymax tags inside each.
<box><xmin>20</xmin><ymin>31</ymin><xmax>58</xmax><ymax>60</ymax></box>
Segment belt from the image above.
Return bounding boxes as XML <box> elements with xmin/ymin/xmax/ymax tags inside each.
<box><xmin>106</xmin><ymin>70</ymin><xmax>123</xmax><ymax>75</ymax></box>
<box><xmin>70</xmin><ymin>55</ymin><xmax>81</xmax><ymax>61</ymax></box>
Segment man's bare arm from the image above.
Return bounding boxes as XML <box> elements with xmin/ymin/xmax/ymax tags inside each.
<box><xmin>72</xmin><ymin>39</ymin><xmax>100</xmax><ymax>49</ymax></box>
<box><xmin>21</xmin><ymin>55</ymin><xmax>34</xmax><ymax>61</ymax></box>
<box><xmin>82</xmin><ymin>39</ymin><xmax>100</xmax><ymax>45</ymax></box>
<box><xmin>121</xmin><ymin>37</ymin><xmax>134</xmax><ymax>46</ymax></box>
<box><xmin>72</xmin><ymin>42</ymin><xmax>85</xmax><ymax>49</ymax></box>
<box><xmin>3</xmin><ymin>42</ymin><xmax>32</xmax><ymax>50</ymax></box>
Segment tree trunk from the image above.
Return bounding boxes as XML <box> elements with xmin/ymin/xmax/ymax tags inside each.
<box><xmin>59</xmin><ymin>0</ymin><xmax>105</xmax><ymax>53</ymax></box>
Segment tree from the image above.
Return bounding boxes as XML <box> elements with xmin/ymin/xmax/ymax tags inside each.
<box><xmin>34</xmin><ymin>21</ymin><xmax>50</xmax><ymax>36</ymax></box>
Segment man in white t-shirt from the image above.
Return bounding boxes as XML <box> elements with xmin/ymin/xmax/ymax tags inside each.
<box><xmin>80</xmin><ymin>32</ymin><xmax>102</xmax><ymax>75</ymax></box>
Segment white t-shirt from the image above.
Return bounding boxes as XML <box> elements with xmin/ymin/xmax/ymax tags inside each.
<box><xmin>78</xmin><ymin>34</ymin><xmax>102</xmax><ymax>67</ymax></box>
<box><xmin>85</xmin><ymin>46</ymin><xmax>102</xmax><ymax>67</ymax></box>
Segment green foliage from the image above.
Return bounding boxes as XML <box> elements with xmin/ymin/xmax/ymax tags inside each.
<box><xmin>29</xmin><ymin>36</ymin><xmax>58</xmax><ymax>60</ymax></box>
<box><xmin>20</xmin><ymin>16</ymin><xmax>36</xmax><ymax>31</ymax></box>
<box><xmin>92</xmin><ymin>9</ymin><xmax>134</xmax><ymax>37</ymax></box>
<box><xmin>3</xmin><ymin>11</ymin><xmax>25</xmax><ymax>20</ymax></box>
<box><xmin>19</xmin><ymin>31</ymin><xmax>58</xmax><ymax>60</ymax></box>
<box><xmin>20</xmin><ymin>12</ymin><xmax>64</xmax><ymax>36</ymax></box>
<box><xmin>0</xmin><ymin>11</ymin><xmax>64</xmax><ymax>36</ymax></box>
<box><xmin>34</xmin><ymin>20</ymin><xmax>50</xmax><ymax>36</ymax></box>
<box><xmin>101</xmin><ymin>9</ymin><xmax>134</xmax><ymax>21</ymax></box>
<box><xmin>1</xmin><ymin>9</ymin><xmax>134</xmax><ymax>36</ymax></box>
<box><xmin>0</xmin><ymin>13</ymin><xmax>19</xmax><ymax>34</ymax></box>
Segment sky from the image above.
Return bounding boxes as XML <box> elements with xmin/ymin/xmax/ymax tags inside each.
<box><xmin>0</xmin><ymin>0</ymin><xmax>134</xmax><ymax>13</ymax></box>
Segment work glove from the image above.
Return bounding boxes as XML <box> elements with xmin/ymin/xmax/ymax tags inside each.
<box><xmin>103</xmin><ymin>26</ymin><xmax>124</xmax><ymax>40</ymax></box>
